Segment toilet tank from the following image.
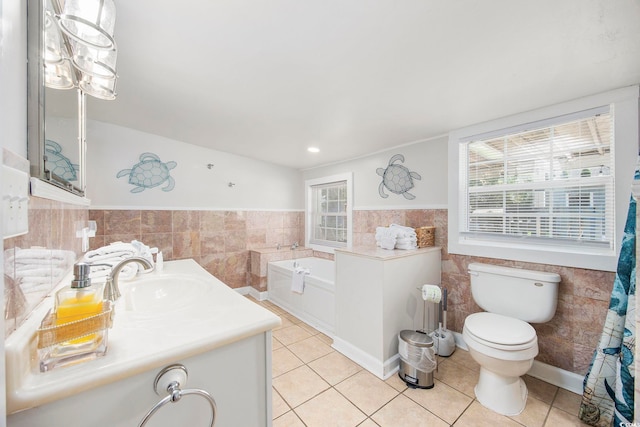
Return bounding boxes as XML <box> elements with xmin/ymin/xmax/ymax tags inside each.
<box><xmin>468</xmin><ymin>263</ymin><xmax>561</xmax><ymax>323</ymax></box>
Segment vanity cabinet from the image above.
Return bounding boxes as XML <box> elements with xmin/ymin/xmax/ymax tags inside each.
<box><xmin>8</xmin><ymin>333</ymin><xmax>272</xmax><ymax>427</ymax></box>
<box><xmin>333</xmin><ymin>246</ymin><xmax>441</xmax><ymax>380</ymax></box>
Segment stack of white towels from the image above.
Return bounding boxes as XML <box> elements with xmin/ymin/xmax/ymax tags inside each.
<box><xmin>82</xmin><ymin>240</ymin><xmax>156</xmax><ymax>283</ymax></box>
<box><xmin>375</xmin><ymin>224</ymin><xmax>418</xmax><ymax>250</ymax></box>
<box><xmin>4</xmin><ymin>247</ymin><xmax>76</xmax><ymax>294</ymax></box>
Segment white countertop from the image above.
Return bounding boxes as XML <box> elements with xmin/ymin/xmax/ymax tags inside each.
<box><xmin>6</xmin><ymin>259</ymin><xmax>281</xmax><ymax>414</ymax></box>
<box><xmin>335</xmin><ymin>246</ymin><xmax>441</xmax><ymax>260</ymax></box>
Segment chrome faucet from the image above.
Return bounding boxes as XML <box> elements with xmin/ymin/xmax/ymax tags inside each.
<box><xmin>291</xmin><ymin>242</ymin><xmax>299</xmax><ymax>250</ymax></box>
<box><xmin>104</xmin><ymin>257</ymin><xmax>154</xmax><ymax>302</ymax></box>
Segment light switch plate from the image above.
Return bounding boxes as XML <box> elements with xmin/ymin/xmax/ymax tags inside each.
<box><xmin>2</xmin><ymin>165</ymin><xmax>29</xmax><ymax>238</ymax></box>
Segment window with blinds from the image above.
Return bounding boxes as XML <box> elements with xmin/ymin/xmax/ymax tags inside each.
<box><xmin>309</xmin><ymin>180</ymin><xmax>348</xmax><ymax>247</ymax></box>
<box><xmin>460</xmin><ymin>106</ymin><xmax>614</xmax><ymax>250</ymax></box>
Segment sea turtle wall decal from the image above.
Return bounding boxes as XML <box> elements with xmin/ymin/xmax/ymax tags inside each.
<box><xmin>45</xmin><ymin>139</ymin><xmax>78</xmax><ymax>181</ymax></box>
<box><xmin>116</xmin><ymin>152</ymin><xmax>177</xmax><ymax>193</ymax></box>
<box><xmin>376</xmin><ymin>154</ymin><xmax>421</xmax><ymax>200</ymax></box>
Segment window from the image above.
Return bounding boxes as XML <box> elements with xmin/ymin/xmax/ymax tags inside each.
<box><xmin>305</xmin><ymin>173</ymin><xmax>353</xmax><ymax>252</ymax></box>
<box><xmin>448</xmin><ymin>86</ymin><xmax>639</xmax><ymax>271</ymax></box>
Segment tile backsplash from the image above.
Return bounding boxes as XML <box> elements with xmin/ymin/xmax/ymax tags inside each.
<box><xmin>5</xmin><ymin>204</ymin><xmax>613</xmax><ymax>376</ymax></box>
<box><xmin>4</xmin><ymin>196</ymin><xmax>88</xmax><ymax>336</ymax></box>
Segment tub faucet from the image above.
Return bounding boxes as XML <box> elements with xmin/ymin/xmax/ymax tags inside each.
<box><xmin>104</xmin><ymin>257</ymin><xmax>154</xmax><ymax>302</ymax></box>
<box><xmin>291</xmin><ymin>242</ymin><xmax>299</xmax><ymax>250</ymax></box>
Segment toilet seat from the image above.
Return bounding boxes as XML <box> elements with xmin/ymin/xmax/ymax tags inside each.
<box><xmin>464</xmin><ymin>312</ymin><xmax>537</xmax><ymax>351</ymax></box>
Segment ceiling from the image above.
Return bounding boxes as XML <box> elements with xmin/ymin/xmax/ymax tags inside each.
<box><xmin>83</xmin><ymin>0</ymin><xmax>640</xmax><ymax>170</ymax></box>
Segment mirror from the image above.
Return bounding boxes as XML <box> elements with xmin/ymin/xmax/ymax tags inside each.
<box><xmin>27</xmin><ymin>0</ymin><xmax>87</xmax><ymax>198</ymax></box>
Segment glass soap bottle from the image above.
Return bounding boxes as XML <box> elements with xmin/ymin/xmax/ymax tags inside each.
<box><xmin>44</xmin><ymin>262</ymin><xmax>108</xmax><ymax>370</ymax></box>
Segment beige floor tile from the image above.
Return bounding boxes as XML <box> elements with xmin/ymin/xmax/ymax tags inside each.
<box><xmin>371</xmin><ymin>394</ymin><xmax>448</xmax><ymax>427</ymax></box>
<box><xmin>454</xmin><ymin>401</ymin><xmax>523</xmax><ymax>427</ymax></box>
<box><xmin>296</xmin><ymin>388</ymin><xmax>367</xmax><ymax>427</ymax></box>
<box><xmin>403</xmin><ymin>379</ymin><xmax>472</xmax><ymax>424</ymax></box>
<box><xmin>273</xmin><ymin>365</ymin><xmax>330</xmax><ymax>408</ymax></box>
<box><xmin>544</xmin><ymin>407</ymin><xmax>592</xmax><ymax>426</ymax></box>
<box><xmin>273</xmin><ymin>316</ymin><xmax>296</xmax><ymax>331</ymax></box>
<box><xmin>273</xmin><ymin>324</ymin><xmax>313</xmax><ymax>345</ymax></box>
<box><xmin>273</xmin><ymin>410</ymin><xmax>305</xmax><ymax>427</ymax></box>
<box><xmin>385</xmin><ymin>372</ymin><xmax>408</xmax><ymax>392</ymax></box>
<box><xmin>272</xmin><ymin>336</ymin><xmax>284</xmax><ymax>351</ymax></box>
<box><xmin>446</xmin><ymin>348</ymin><xmax>480</xmax><ymax>372</ymax></box>
<box><xmin>357</xmin><ymin>419</ymin><xmax>380</xmax><ymax>426</ymax></box>
<box><xmin>272</xmin><ymin>347</ymin><xmax>304</xmax><ymax>378</ymax></box>
<box><xmin>524</xmin><ymin>374</ymin><xmax>558</xmax><ymax>404</ymax></box>
<box><xmin>434</xmin><ymin>357</ymin><xmax>478</xmax><ymax>397</ymax></box>
<box><xmin>282</xmin><ymin>313</ymin><xmax>303</xmax><ymax>324</ymax></box>
<box><xmin>288</xmin><ymin>336</ymin><xmax>334</xmax><ymax>364</ymax></box>
<box><xmin>273</xmin><ymin>389</ymin><xmax>290</xmax><ymax>419</ymax></box>
<box><xmin>335</xmin><ymin>370</ymin><xmax>399</xmax><ymax>416</ymax></box>
<box><xmin>298</xmin><ymin>321</ymin><xmax>321</xmax><ymax>336</ymax></box>
<box><xmin>308</xmin><ymin>351</ymin><xmax>362</xmax><ymax>385</ymax></box>
<box><xmin>552</xmin><ymin>388</ymin><xmax>582</xmax><ymax>415</ymax></box>
<box><xmin>509</xmin><ymin>395</ymin><xmax>551</xmax><ymax>427</ymax></box>
<box><xmin>317</xmin><ymin>332</ymin><xmax>334</xmax><ymax>345</ymax></box>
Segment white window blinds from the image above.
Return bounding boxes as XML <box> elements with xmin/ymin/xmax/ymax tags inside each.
<box><xmin>460</xmin><ymin>106</ymin><xmax>614</xmax><ymax>250</ymax></box>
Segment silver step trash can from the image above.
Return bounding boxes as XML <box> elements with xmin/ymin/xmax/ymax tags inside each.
<box><xmin>398</xmin><ymin>330</ymin><xmax>436</xmax><ymax>389</ymax></box>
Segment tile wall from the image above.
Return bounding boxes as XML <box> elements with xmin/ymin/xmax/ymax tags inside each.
<box><xmin>88</xmin><ymin>210</ymin><xmax>305</xmax><ymax>289</ymax></box>
<box><xmin>4</xmin><ymin>196</ymin><xmax>88</xmax><ymax>336</ymax></box>
<box><xmin>5</xmin><ymin>205</ymin><xmax>614</xmax><ymax>376</ymax></box>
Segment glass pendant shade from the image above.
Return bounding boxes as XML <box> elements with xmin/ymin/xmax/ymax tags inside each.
<box><xmin>79</xmin><ymin>74</ymin><xmax>117</xmax><ymax>100</ymax></box>
<box><xmin>44</xmin><ymin>60</ymin><xmax>75</xmax><ymax>90</ymax></box>
<box><xmin>44</xmin><ymin>9</ymin><xmax>65</xmax><ymax>64</ymax></box>
<box><xmin>71</xmin><ymin>40</ymin><xmax>117</xmax><ymax>80</ymax></box>
<box><xmin>58</xmin><ymin>0</ymin><xmax>116</xmax><ymax>50</ymax></box>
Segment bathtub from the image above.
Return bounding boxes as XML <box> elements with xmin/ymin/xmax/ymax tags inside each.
<box><xmin>267</xmin><ymin>257</ymin><xmax>335</xmax><ymax>336</ymax></box>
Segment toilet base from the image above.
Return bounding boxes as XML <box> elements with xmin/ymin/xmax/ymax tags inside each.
<box><xmin>474</xmin><ymin>367</ymin><xmax>528</xmax><ymax>416</ymax></box>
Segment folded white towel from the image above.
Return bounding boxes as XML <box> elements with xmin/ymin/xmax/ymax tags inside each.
<box><xmin>395</xmin><ymin>243</ymin><xmax>418</xmax><ymax>250</ymax></box>
<box><xmin>291</xmin><ymin>267</ymin><xmax>310</xmax><ymax>294</ymax></box>
<box><xmin>389</xmin><ymin>224</ymin><xmax>417</xmax><ymax>238</ymax></box>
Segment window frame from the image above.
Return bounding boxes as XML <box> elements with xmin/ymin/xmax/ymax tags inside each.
<box><xmin>448</xmin><ymin>86</ymin><xmax>639</xmax><ymax>272</ymax></box>
<box><xmin>305</xmin><ymin>173</ymin><xmax>353</xmax><ymax>253</ymax></box>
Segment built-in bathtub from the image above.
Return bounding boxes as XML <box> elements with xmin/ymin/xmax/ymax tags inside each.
<box><xmin>267</xmin><ymin>257</ymin><xmax>335</xmax><ymax>336</ymax></box>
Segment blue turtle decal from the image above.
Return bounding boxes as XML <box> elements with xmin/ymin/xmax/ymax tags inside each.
<box><xmin>45</xmin><ymin>139</ymin><xmax>78</xmax><ymax>181</ymax></box>
<box><xmin>117</xmin><ymin>152</ymin><xmax>177</xmax><ymax>193</ymax></box>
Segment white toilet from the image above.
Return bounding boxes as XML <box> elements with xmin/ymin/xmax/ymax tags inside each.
<box><xmin>462</xmin><ymin>263</ymin><xmax>560</xmax><ymax>416</ymax></box>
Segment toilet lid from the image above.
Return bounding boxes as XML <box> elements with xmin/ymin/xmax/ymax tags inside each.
<box><xmin>464</xmin><ymin>312</ymin><xmax>536</xmax><ymax>346</ymax></box>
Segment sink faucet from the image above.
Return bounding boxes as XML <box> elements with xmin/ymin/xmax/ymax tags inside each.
<box><xmin>104</xmin><ymin>257</ymin><xmax>154</xmax><ymax>302</ymax></box>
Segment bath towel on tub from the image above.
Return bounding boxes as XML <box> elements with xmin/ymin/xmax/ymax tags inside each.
<box><xmin>291</xmin><ymin>267</ymin><xmax>310</xmax><ymax>294</ymax></box>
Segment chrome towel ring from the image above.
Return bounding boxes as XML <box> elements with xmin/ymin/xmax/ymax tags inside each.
<box><xmin>138</xmin><ymin>364</ymin><xmax>217</xmax><ymax>427</ymax></box>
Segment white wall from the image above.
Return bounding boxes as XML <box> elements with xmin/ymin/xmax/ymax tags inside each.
<box><xmin>0</xmin><ymin>0</ymin><xmax>28</xmax><ymax>422</ymax></box>
<box><xmin>302</xmin><ymin>136</ymin><xmax>448</xmax><ymax>209</ymax></box>
<box><xmin>86</xmin><ymin>120</ymin><xmax>304</xmax><ymax>210</ymax></box>
<box><xmin>0</xmin><ymin>0</ymin><xmax>27</xmax><ymax>157</ymax></box>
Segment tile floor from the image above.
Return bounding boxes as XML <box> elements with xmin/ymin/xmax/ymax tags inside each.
<box><xmin>247</xmin><ymin>297</ymin><xmax>591</xmax><ymax>427</ymax></box>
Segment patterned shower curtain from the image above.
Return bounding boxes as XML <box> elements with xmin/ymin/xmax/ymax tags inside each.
<box><xmin>580</xmin><ymin>164</ymin><xmax>638</xmax><ymax>426</ymax></box>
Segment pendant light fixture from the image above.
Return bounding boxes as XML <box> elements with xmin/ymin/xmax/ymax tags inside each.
<box><xmin>44</xmin><ymin>0</ymin><xmax>118</xmax><ymax>100</ymax></box>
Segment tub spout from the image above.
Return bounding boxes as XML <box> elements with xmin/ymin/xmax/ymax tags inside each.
<box><xmin>105</xmin><ymin>257</ymin><xmax>154</xmax><ymax>302</ymax></box>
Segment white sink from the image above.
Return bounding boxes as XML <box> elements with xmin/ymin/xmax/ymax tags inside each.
<box><xmin>121</xmin><ymin>273</ymin><xmax>212</xmax><ymax>313</ymax></box>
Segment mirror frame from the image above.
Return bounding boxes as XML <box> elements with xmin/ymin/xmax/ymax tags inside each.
<box><xmin>27</xmin><ymin>0</ymin><xmax>87</xmax><ymax>199</ymax></box>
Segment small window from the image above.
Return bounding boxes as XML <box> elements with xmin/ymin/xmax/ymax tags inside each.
<box><xmin>448</xmin><ymin>86</ymin><xmax>639</xmax><ymax>271</ymax></box>
<box><xmin>463</xmin><ymin>107</ymin><xmax>614</xmax><ymax>250</ymax></box>
<box><xmin>305</xmin><ymin>173</ymin><xmax>353</xmax><ymax>252</ymax></box>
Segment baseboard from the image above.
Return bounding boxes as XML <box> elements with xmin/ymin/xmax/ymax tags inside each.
<box><xmin>528</xmin><ymin>360</ymin><xmax>584</xmax><ymax>395</ymax></box>
<box><xmin>332</xmin><ymin>337</ymin><xmax>398</xmax><ymax>380</ymax></box>
<box><xmin>451</xmin><ymin>331</ymin><xmax>583</xmax><ymax>394</ymax></box>
<box><xmin>235</xmin><ymin>286</ymin><xmax>269</xmax><ymax>301</ymax></box>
